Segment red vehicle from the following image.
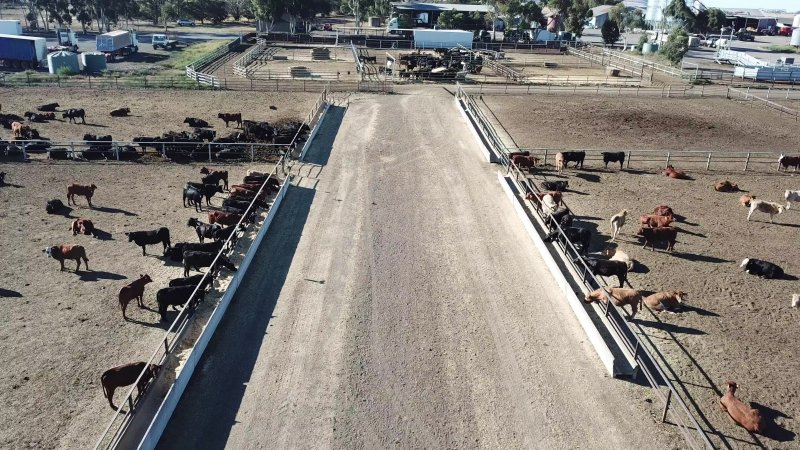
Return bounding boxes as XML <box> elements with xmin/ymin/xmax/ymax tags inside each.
<box><xmin>778</xmin><ymin>26</ymin><xmax>792</xmax><ymax>36</ymax></box>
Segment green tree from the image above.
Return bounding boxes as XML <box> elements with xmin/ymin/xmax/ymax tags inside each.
<box><xmin>437</xmin><ymin>10</ymin><xmax>458</xmax><ymax>29</ymax></box>
<box><xmin>250</xmin><ymin>0</ymin><xmax>284</xmax><ymax>31</ymax></box>
<box><xmin>706</xmin><ymin>7</ymin><xmax>726</xmax><ymax>32</ymax></box>
<box><xmin>397</xmin><ymin>12</ymin><xmax>412</xmax><ymax>28</ymax></box>
<box><xmin>623</xmin><ymin>8</ymin><xmax>645</xmax><ymax>31</ymax></box>
<box><xmin>663</xmin><ymin>0</ymin><xmax>694</xmax><ymax>31</ymax></box>
<box><xmin>660</xmin><ymin>27</ymin><xmax>689</xmax><ymax>65</ymax></box>
<box><xmin>601</xmin><ymin>18</ymin><xmax>619</xmax><ymax>44</ymax></box>
<box><xmin>608</xmin><ymin>3</ymin><xmax>625</xmax><ymax>29</ymax></box>
<box><xmin>506</xmin><ymin>0</ymin><xmax>543</xmax><ymax>30</ymax></box>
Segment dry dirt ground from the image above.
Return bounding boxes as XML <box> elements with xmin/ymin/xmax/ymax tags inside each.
<box><xmin>0</xmin><ymin>87</ymin><xmax>320</xmax><ymax>144</ymax></box>
<box><xmin>482</xmin><ymin>95</ymin><xmax>800</xmax><ymax>448</ymax></box>
<box><xmin>482</xmin><ymin>95</ymin><xmax>800</xmax><ymax>153</ymax></box>
<box><xmin>0</xmin><ymin>161</ymin><xmax>277</xmax><ymax>449</ymax></box>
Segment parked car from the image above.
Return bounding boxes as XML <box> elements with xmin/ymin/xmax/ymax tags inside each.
<box><xmin>176</xmin><ymin>18</ymin><xmax>195</xmax><ymax>27</ymax></box>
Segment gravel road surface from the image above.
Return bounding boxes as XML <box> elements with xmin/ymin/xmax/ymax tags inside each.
<box><xmin>157</xmin><ymin>88</ymin><xmax>679</xmax><ymax>449</ymax></box>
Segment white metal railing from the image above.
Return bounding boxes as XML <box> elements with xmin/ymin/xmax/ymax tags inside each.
<box><xmin>92</xmin><ymin>85</ymin><xmax>329</xmax><ymax>450</ymax></box>
<box><xmin>714</xmin><ymin>49</ymin><xmax>767</xmax><ymax>67</ymax></box>
<box><xmin>185</xmin><ymin>38</ymin><xmax>240</xmax><ymax>87</ymax></box>
<box><xmin>455</xmin><ymin>82</ymin><xmax>714</xmax><ymax>450</ymax></box>
<box><xmin>233</xmin><ymin>41</ymin><xmax>271</xmax><ymax>78</ymax></box>
<box><xmin>728</xmin><ymin>86</ymin><xmax>800</xmax><ymax>121</ymax></box>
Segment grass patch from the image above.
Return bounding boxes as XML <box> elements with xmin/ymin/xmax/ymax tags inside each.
<box><xmin>767</xmin><ymin>45</ymin><xmax>800</xmax><ymax>54</ymax></box>
<box><xmin>161</xmin><ymin>40</ymin><xmax>229</xmax><ymax>70</ymax></box>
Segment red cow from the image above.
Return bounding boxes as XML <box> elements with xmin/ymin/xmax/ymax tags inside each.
<box><xmin>720</xmin><ymin>381</ymin><xmax>765</xmax><ymax>434</ymax></box>
<box><xmin>652</xmin><ymin>205</ymin><xmax>675</xmax><ymax>219</ymax></box>
<box><xmin>208</xmin><ymin>211</ymin><xmax>242</xmax><ymax>226</ymax></box>
<box><xmin>638</xmin><ymin>226</ymin><xmax>678</xmax><ymax>252</ymax></box>
<box><xmin>43</xmin><ymin>244</ymin><xmax>89</xmax><ymax>271</ymax></box>
<box><xmin>101</xmin><ymin>362</ymin><xmax>160</xmax><ymax>410</ymax></box>
<box><xmin>663</xmin><ymin>165</ymin><xmax>689</xmax><ymax>179</ymax></box>
<box><xmin>512</xmin><ymin>155</ymin><xmax>540</xmax><ymax>173</ymax></box>
<box><xmin>118</xmin><ymin>274</ymin><xmax>154</xmax><ymax>320</ymax></box>
<box><xmin>639</xmin><ymin>214</ymin><xmax>673</xmax><ymax>228</ymax></box>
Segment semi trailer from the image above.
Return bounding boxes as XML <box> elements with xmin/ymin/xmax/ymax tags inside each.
<box><xmin>0</xmin><ymin>34</ymin><xmax>48</xmax><ymax>69</ymax></box>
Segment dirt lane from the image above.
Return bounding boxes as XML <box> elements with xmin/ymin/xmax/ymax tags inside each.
<box><xmin>158</xmin><ymin>88</ymin><xmax>680</xmax><ymax>449</ymax></box>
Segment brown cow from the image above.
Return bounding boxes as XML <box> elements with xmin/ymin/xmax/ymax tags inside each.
<box><xmin>43</xmin><ymin>244</ymin><xmax>89</xmax><ymax>271</ymax></box>
<box><xmin>652</xmin><ymin>205</ymin><xmax>675</xmax><ymax>219</ymax></box>
<box><xmin>720</xmin><ymin>381</ymin><xmax>765</xmax><ymax>434</ymax></box>
<box><xmin>715</xmin><ymin>180</ymin><xmax>740</xmax><ymax>192</ymax></box>
<box><xmin>208</xmin><ymin>210</ymin><xmax>242</xmax><ymax>226</ymax></box>
<box><xmin>739</xmin><ymin>194</ymin><xmax>756</xmax><ymax>208</ymax></box>
<box><xmin>67</xmin><ymin>183</ymin><xmax>97</xmax><ymax>208</ymax></box>
<box><xmin>512</xmin><ymin>155</ymin><xmax>539</xmax><ymax>173</ymax></box>
<box><xmin>70</xmin><ymin>218</ymin><xmax>95</xmax><ymax>236</ymax></box>
<box><xmin>11</xmin><ymin>121</ymin><xmax>24</xmax><ymax>138</ymax></box>
<box><xmin>639</xmin><ymin>214</ymin><xmax>673</xmax><ymax>228</ymax></box>
<box><xmin>101</xmin><ymin>362</ymin><xmax>160</xmax><ymax>410</ymax></box>
<box><xmin>584</xmin><ymin>287</ymin><xmax>642</xmax><ymax>320</ymax></box>
<box><xmin>200</xmin><ymin>167</ymin><xmax>228</xmax><ymax>190</ymax></box>
<box><xmin>638</xmin><ymin>226</ymin><xmax>678</xmax><ymax>252</ymax></box>
<box><xmin>643</xmin><ymin>291</ymin><xmax>686</xmax><ymax>312</ymax></box>
<box><xmin>662</xmin><ymin>165</ymin><xmax>689</xmax><ymax>179</ymax></box>
<box><xmin>217</xmin><ymin>112</ymin><xmax>242</xmax><ymax>128</ymax></box>
<box><xmin>118</xmin><ymin>274</ymin><xmax>153</xmax><ymax>320</ymax></box>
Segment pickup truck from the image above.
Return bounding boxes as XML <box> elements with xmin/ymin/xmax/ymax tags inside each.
<box><xmin>152</xmin><ymin>34</ymin><xmax>178</xmax><ymax>50</ymax></box>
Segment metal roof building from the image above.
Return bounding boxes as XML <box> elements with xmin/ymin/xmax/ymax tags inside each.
<box><xmin>389</xmin><ymin>2</ymin><xmax>495</xmax><ymax>14</ymax></box>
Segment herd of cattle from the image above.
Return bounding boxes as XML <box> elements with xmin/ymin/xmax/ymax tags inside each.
<box><xmin>26</xmin><ymin>164</ymin><xmax>282</xmax><ymax>410</ymax></box>
<box><xmin>0</xmin><ymin>103</ymin><xmax>309</xmax><ymax>162</ymax></box>
<box><xmin>513</xmin><ymin>149</ymin><xmax>798</xmax><ymax>435</ymax></box>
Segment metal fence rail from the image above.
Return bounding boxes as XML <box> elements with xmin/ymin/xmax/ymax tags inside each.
<box><xmin>233</xmin><ymin>41</ymin><xmax>269</xmax><ymax>78</ymax></box>
<box><xmin>728</xmin><ymin>86</ymin><xmax>800</xmax><ymax>122</ymax></box>
<box><xmin>455</xmin><ymin>82</ymin><xmax>714</xmax><ymax>450</ymax></box>
<box><xmin>185</xmin><ymin>37</ymin><xmax>241</xmax><ymax>87</ymax></box>
<box><xmin>92</xmin><ymin>85</ymin><xmax>328</xmax><ymax>450</ymax></box>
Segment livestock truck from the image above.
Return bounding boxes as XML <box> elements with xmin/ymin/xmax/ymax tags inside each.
<box><xmin>96</xmin><ymin>30</ymin><xmax>138</xmax><ymax>61</ymax></box>
<box><xmin>0</xmin><ymin>19</ymin><xmax>23</xmax><ymax>35</ymax></box>
<box><xmin>0</xmin><ymin>34</ymin><xmax>48</xmax><ymax>69</ymax></box>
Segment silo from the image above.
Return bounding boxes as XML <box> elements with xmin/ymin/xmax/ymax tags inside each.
<box><xmin>793</xmin><ymin>14</ymin><xmax>800</xmax><ymax>28</ymax></box>
<box><xmin>792</xmin><ymin>29</ymin><xmax>800</xmax><ymax>47</ymax></box>
<box><xmin>642</xmin><ymin>42</ymin><xmax>654</xmax><ymax>54</ymax></box>
<box><xmin>80</xmin><ymin>52</ymin><xmax>107</xmax><ymax>73</ymax></box>
<box><xmin>47</xmin><ymin>51</ymin><xmax>80</xmax><ymax>74</ymax></box>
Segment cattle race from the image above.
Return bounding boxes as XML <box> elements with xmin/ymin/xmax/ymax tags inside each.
<box><xmin>1</xmin><ymin>3</ymin><xmax>799</xmax><ymax>450</ymax></box>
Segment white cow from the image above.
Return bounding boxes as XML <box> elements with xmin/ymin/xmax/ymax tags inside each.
<box><xmin>609</xmin><ymin>209</ymin><xmax>628</xmax><ymax>241</ymax></box>
<box><xmin>747</xmin><ymin>199</ymin><xmax>784</xmax><ymax>223</ymax></box>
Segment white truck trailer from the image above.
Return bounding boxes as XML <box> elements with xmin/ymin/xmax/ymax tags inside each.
<box><xmin>413</xmin><ymin>29</ymin><xmax>473</xmax><ymax>49</ymax></box>
<box><xmin>0</xmin><ymin>19</ymin><xmax>22</xmax><ymax>35</ymax></box>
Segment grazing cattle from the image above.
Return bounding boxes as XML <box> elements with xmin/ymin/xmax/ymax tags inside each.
<box><xmin>545</xmin><ymin>226</ymin><xmax>591</xmax><ymax>255</ymax></box>
<box><xmin>747</xmin><ymin>200</ymin><xmax>784</xmax><ymax>223</ymax></box>
<box><xmin>246</xmin><ymin>169</ymin><xmax>270</xmax><ymax>177</ymax></box>
<box><xmin>609</xmin><ymin>210</ymin><xmax>628</xmax><ymax>241</ymax></box>
<box><xmin>512</xmin><ymin>155</ymin><xmax>539</xmax><ymax>173</ymax></box>
<box><xmin>785</xmin><ymin>190</ymin><xmax>800</xmax><ymax>210</ymax></box>
<box><xmin>182</xmin><ymin>186</ymin><xmax>203</xmax><ymax>212</ymax></box>
<box><xmin>25</xmin><ymin>111</ymin><xmax>54</xmax><ymax>122</ymax></box>
<box><xmin>164</xmin><ymin>241</ymin><xmax>223</xmax><ymax>262</ymax></box>
<box><xmin>125</xmin><ymin>228</ymin><xmax>171</xmax><ymax>256</ymax></box>
<box><xmin>185</xmin><ymin>182</ymin><xmax>224</xmax><ymax>205</ymax></box>
<box><xmin>638</xmin><ymin>226</ymin><xmax>677</xmax><ymax>252</ymax></box>
<box><xmin>507</xmin><ymin>151</ymin><xmax>530</xmax><ymax>159</ymax></box>
<box><xmin>218</xmin><ymin>113</ymin><xmax>242</xmax><ymax>128</ymax></box>
<box><xmin>525</xmin><ymin>191</ymin><xmax>563</xmax><ymax>211</ymax></box>
<box><xmin>555</xmin><ymin>152</ymin><xmax>565</xmax><ymax>174</ymax></box>
<box><xmin>11</xmin><ymin>121</ymin><xmax>23</xmax><ymax>138</ymax></box>
<box><xmin>70</xmin><ymin>218</ymin><xmax>96</xmax><ymax>237</ymax></box>
<box><xmin>66</xmin><ymin>183</ymin><xmax>97</xmax><ymax>208</ymax></box>
<box><xmin>110</xmin><ymin>107</ymin><xmax>131</xmax><ymax>117</ymax></box>
<box><xmin>221</xmin><ymin>199</ymin><xmax>253</xmax><ymax>213</ymax></box>
<box><xmin>541</xmin><ymin>180</ymin><xmax>568</xmax><ymax>192</ymax></box>
<box><xmin>168</xmin><ymin>273</ymin><xmax>214</xmax><ymax>288</ymax></box>
<box><xmin>584</xmin><ymin>258</ymin><xmax>628</xmax><ymax>288</ymax></box>
<box><xmin>118</xmin><ymin>274</ymin><xmax>153</xmax><ymax>320</ymax></box>
<box><xmin>183</xmin><ymin>117</ymin><xmax>209</xmax><ymax>128</ymax></box>
<box><xmin>200</xmin><ymin>167</ymin><xmax>229</xmax><ymax>190</ymax></box>
<box><xmin>792</xmin><ymin>294</ymin><xmax>799</xmax><ymax>308</ymax></box>
<box><xmin>643</xmin><ymin>291</ymin><xmax>686</xmax><ymax>312</ymax></box>
<box><xmin>242</xmin><ymin>120</ymin><xmax>273</xmax><ymax>141</ymax></box>
<box><xmin>242</xmin><ymin>174</ymin><xmax>269</xmax><ymax>185</ymax></box>
<box><xmin>182</xmin><ymin>250</ymin><xmax>237</xmax><ymax>278</ymax></box>
<box><xmin>740</xmin><ymin>258</ymin><xmax>784</xmax><ymax>279</ymax></box>
<box><xmin>561</xmin><ymin>151</ymin><xmax>585</xmax><ymax>169</ymax></box>
<box><xmin>602</xmin><ymin>151</ymin><xmax>625</xmax><ymax>170</ymax></box>
<box><xmin>639</xmin><ymin>214</ymin><xmax>673</xmax><ymax>228</ymax></box>
<box><xmin>603</xmin><ymin>245</ymin><xmax>633</xmax><ymax>270</ymax></box>
<box><xmin>652</xmin><ymin>205</ymin><xmax>675</xmax><ymax>219</ymax></box>
<box><xmin>547</xmin><ymin>207</ymin><xmax>573</xmax><ymax>232</ymax></box>
<box><xmin>132</xmin><ymin>136</ymin><xmax>159</xmax><ymax>150</ymax></box>
<box><xmin>740</xmin><ymin>194</ymin><xmax>756</xmax><ymax>208</ymax></box>
<box><xmin>230</xmin><ymin>182</ymin><xmax>273</xmax><ymax>193</ymax></box>
<box><xmin>101</xmin><ymin>362</ymin><xmax>159</xmax><ymax>410</ymax></box>
<box><xmin>720</xmin><ymin>382</ymin><xmax>765</xmax><ymax>434</ymax></box>
<box><xmin>584</xmin><ymin>287</ymin><xmax>641</xmax><ymax>320</ymax></box>
<box><xmin>43</xmin><ymin>244</ymin><xmax>89</xmax><ymax>271</ymax></box>
<box><xmin>62</xmin><ymin>108</ymin><xmax>86</xmax><ymax>124</ymax></box>
<box><xmin>37</xmin><ymin>103</ymin><xmax>59</xmax><ymax>112</ymax></box>
<box><xmin>191</xmin><ymin>128</ymin><xmax>216</xmax><ymax>142</ymax></box>
<box><xmin>663</xmin><ymin>165</ymin><xmax>689</xmax><ymax>179</ymax></box>
<box><xmin>157</xmin><ymin>285</ymin><xmax>206</xmax><ymax>321</ymax></box>
<box><xmin>715</xmin><ymin>180</ymin><xmax>740</xmax><ymax>192</ymax></box>
<box><xmin>208</xmin><ymin>210</ymin><xmax>242</xmax><ymax>226</ymax></box>
<box><xmin>46</xmin><ymin>199</ymin><xmax>65</xmax><ymax>214</ymax></box>
<box><xmin>188</xmin><ymin>218</ymin><xmax>220</xmax><ymax>243</ymax></box>
<box><xmin>213</xmin><ymin>224</ymin><xmax>244</xmax><ymax>242</ymax></box>
<box><xmin>778</xmin><ymin>154</ymin><xmax>800</xmax><ymax>171</ymax></box>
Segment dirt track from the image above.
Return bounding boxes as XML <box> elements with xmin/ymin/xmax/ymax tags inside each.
<box><xmin>158</xmin><ymin>89</ymin><xmax>680</xmax><ymax>448</ymax></box>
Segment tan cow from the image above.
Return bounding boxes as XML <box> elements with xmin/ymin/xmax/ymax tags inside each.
<box><xmin>720</xmin><ymin>381</ymin><xmax>765</xmax><ymax>434</ymax></box>
<box><xmin>584</xmin><ymin>287</ymin><xmax>642</xmax><ymax>320</ymax></box>
<box><xmin>643</xmin><ymin>291</ymin><xmax>686</xmax><ymax>312</ymax></box>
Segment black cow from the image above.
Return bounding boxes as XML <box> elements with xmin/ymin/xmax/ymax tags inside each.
<box><xmin>183</xmin><ymin>250</ymin><xmax>237</xmax><ymax>277</ymax></box>
<box><xmin>156</xmin><ymin>285</ymin><xmax>205</xmax><ymax>321</ymax></box>
<box><xmin>545</xmin><ymin>226</ymin><xmax>591</xmax><ymax>256</ymax></box>
<box><xmin>547</xmin><ymin>207</ymin><xmax>573</xmax><ymax>232</ymax></box>
<box><xmin>110</xmin><ymin>107</ymin><xmax>131</xmax><ymax>117</ymax></box>
<box><xmin>125</xmin><ymin>228</ymin><xmax>171</xmax><ymax>256</ymax></box>
<box><xmin>62</xmin><ymin>108</ymin><xmax>86</xmax><ymax>124</ymax></box>
<box><xmin>222</xmin><ymin>196</ymin><xmax>267</xmax><ymax>210</ymax></box>
<box><xmin>132</xmin><ymin>136</ymin><xmax>160</xmax><ymax>150</ymax></box>
<box><xmin>242</xmin><ymin>120</ymin><xmax>273</xmax><ymax>141</ymax></box>
<box><xmin>740</xmin><ymin>258</ymin><xmax>784</xmax><ymax>279</ymax></box>
<box><xmin>561</xmin><ymin>151</ymin><xmax>585</xmax><ymax>169</ymax></box>
<box><xmin>192</xmin><ymin>128</ymin><xmax>216</xmax><ymax>142</ymax></box>
<box><xmin>184</xmin><ymin>117</ymin><xmax>209</xmax><ymax>128</ymax></box>
<box><xmin>48</xmin><ymin>148</ymin><xmax>71</xmax><ymax>160</ymax></box>
<box><xmin>46</xmin><ymin>199</ymin><xmax>65</xmax><ymax>214</ymax></box>
<box><xmin>164</xmin><ymin>241</ymin><xmax>223</xmax><ymax>262</ymax></box>
<box><xmin>213</xmin><ymin>224</ymin><xmax>245</xmax><ymax>242</ymax></box>
<box><xmin>118</xmin><ymin>145</ymin><xmax>141</xmax><ymax>161</ymax></box>
<box><xmin>218</xmin><ymin>205</ymin><xmax>246</xmax><ymax>215</ymax></box>
<box><xmin>37</xmin><ymin>103</ymin><xmax>59</xmax><ymax>112</ymax></box>
<box><xmin>188</xmin><ymin>217</ymin><xmax>220</xmax><ymax>243</ymax></box>
<box><xmin>243</xmin><ymin>174</ymin><xmax>268</xmax><ymax>185</ymax></box>
<box><xmin>201</xmin><ymin>172</ymin><xmax>227</xmax><ymax>189</ymax></box>
<box><xmin>585</xmin><ymin>258</ymin><xmax>628</xmax><ymax>288</ymax></box>
<box><xmin>602</xmin><ymin>151</ymin><xmax>625</xmax><ymax>170</ymax></box>
<box><xmin>182</xmin><ymin>186</ymin><xmax>203</xmax><ymax>212</ymax></box>
<box><xmin>541</xmin><ymin>180</ymin><xmax>568</xmax><ymax>192</ymax></box>
<box><xmin>185</xmin><ymin>182</ymin><xmax>224</xmax><ymax>205</ymax></box>
<box><xmin>168</xmin><ymin>273</ymin><xmax>214</xmax><ymax>288</ymax></box>
<box><xmin>0</xmin><ymin>172</ymin><xmax>5</xmax><ymax>185</ymax></box>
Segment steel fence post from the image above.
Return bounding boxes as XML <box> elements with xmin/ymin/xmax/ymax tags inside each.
<box><xmin>706</xmin><ymin>153</ymin><xmax>711</xmax><ymax>170</ymax></box>
<box><xmin>661</xmin><ymin>390</ymin><xmax>672</xmax><ymax>423</ymax></box>
<box><xmin>744</xmin><ymin>152</ymin><xmax>750</xmax><ymax>171</ymax></box>
<box><xmin>626</xmin><ymin>151</ymin><xmax>631</xmax><ymax>169</ymax></box>
<box><xmin>665</xmin><ymin>152</ymin><xmax>670</xmax><ymax>168</ymax></box>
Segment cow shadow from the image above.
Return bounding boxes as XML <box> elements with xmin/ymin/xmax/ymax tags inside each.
<box><xmin>83</xmin><ymin>123</ymin><xmax>109</xmax><ymax>128</ymax></box>
<box><xmin>774</xmin><ymin>222</ymin><xmax>800</xmax><ymax>229</ymax></box>
<box><xmin>0</xmin><ymin>182</ymin><xmax>24</xmax><ymax>188</ymax></box>
<box><xmin>0</xmin><ymin>288</ymin><xmax>23</xmax><ymax>297</ymax></box>
<box><xmin>622</xmin><ymin>169</ymin><xmax>652</xmax><ymax>175</ymax></box>
<box><xmin>631</xmin><ymin>259</ymin><xmax>650</xmax><ymax>274</ymax></box>
<box><xmin>75</xmin><ymin>270</ymin><xmax>127</xmax><ymax>282</ymax></box>
<box><xmin>750</xmin><ymin>402</ymin><xmax>796</xmax><ymax>442</ymax></box>
<box><xmin>94</xmin><ymin>206</ymin><xmax>138</xmax><ymax>216</ymax></box>
<box><xmin>681</xmin><ymin>304</ymin><xmax>719</xmax><ymax>317</ymax></box>
<box><xmin>634</xmin><ymin>318</ymin><xmax>706</xmax><ymax>335</ymax></box>
<box><xmin>91</xmin><ymin>228</ymin><xmax>113</xmax><ymax>240</ymax></box>
<box><xmin>677</xmin><ymin>227</ymin><xmax>705</xmax><ymax>237</ymax></box>
<box><xmin>671</xmin><ymin>252</ymin><xmax>729</xmax><ymax>264</ymax></box>
<box><xmin>780</xmin><ymin>273</ymin><xmax>799</xmax><ymax>281</ymax></box>
<box><xmin>575</xmin><ymin>172</ymin><xmax>601</xmax><ymax>183</ymax></box>
<box><xmin>49</xmin><ymin>206</ymin><xmax>75</xmax><ymax>218</ymax></box>
<box><xmin>564</xmin><ymin>188</ymin><xmax>590</xmax><ymax>196</ymax></box>
<box><xmin>126</xmin><ymin>316</ymin><xmax>171</xmax><ymax>330</ymax></box>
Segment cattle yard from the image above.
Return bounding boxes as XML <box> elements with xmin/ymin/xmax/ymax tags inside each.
<box><xmin>478</xmin><ymin>94</ymin><xmax>800</xmax><ymax>447</ymax></box>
